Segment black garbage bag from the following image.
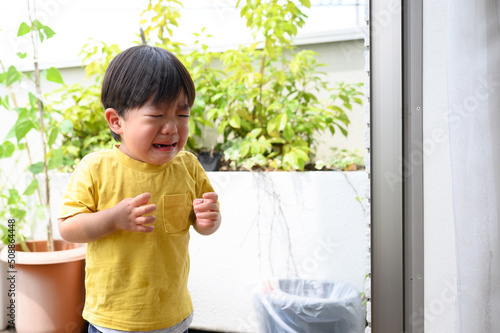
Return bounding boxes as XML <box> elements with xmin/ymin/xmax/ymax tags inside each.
<box><xmin>253</xmin><ymin>279</ymin><xmax>364</xmax><ymax>333</ymax></box>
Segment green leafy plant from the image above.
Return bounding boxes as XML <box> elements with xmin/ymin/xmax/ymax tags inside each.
<box><xmin>315</xmin><ymin>148</ymin><xmax>365</xmax><ymax>171</ymax></box>
<box><xmin>140</xmin><ymin>0</ymin><xmax>364</xmax><ymax>170</ymax></box>
<box><xmin>0</xmin><ymin>15</ymin><xmax>67</xmax><ymax>250</ymax></box>
<box><xmin>140</xmin><ymin>0</ymin><xmax>217</xmax><ymax>151</ymax></box>
<box><xmin>53</xmin><ymin>0</ymin><xmax>364</xmax><ymax>172</ymax></box>
<box><xmin>53</xmin><ymin>1</ymin><xmax>214</xmax><ymax>164</ymax></box>
<box><xmin>48</xmin><ymin>40</ymin><xmax>120</xmax><ymax>168</ymax></box>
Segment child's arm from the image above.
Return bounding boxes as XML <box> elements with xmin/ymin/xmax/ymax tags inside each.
<box><xmin>192</xmin><ymin>192</ymin><xmax>221</xmax><ymax>236</ymax></box>
<box><xmin>58</xmin><ymin>192</ymin><xmax>156</xmax><ymax>243</ymax></box>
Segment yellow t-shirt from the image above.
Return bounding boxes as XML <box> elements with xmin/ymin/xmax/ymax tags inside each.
<box><xmin>58</xmin><ymin>146</ymin><xmax>215</xmax><ymax>331</ymax></box>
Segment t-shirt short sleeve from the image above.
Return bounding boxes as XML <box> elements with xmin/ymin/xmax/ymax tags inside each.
<box><xmin>58</xmin><ymin>159</ymin><xmax>97</xmax><ymax>219</ymax></box>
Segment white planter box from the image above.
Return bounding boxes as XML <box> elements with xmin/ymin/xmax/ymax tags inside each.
<box><xmin>189</xmin><ymin>171</ymin><xmax>369</xmax><ymax>332</ymax></box>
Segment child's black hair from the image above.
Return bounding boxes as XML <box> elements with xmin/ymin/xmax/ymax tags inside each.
<box><xmin>101</xmin><ymin>45</ymin><xmax>195</xmax><ymax>141</ymax></box>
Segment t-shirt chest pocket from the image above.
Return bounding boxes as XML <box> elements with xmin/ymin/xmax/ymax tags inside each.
<box><xmin>163</xmin><ymin>194</ymin><xmax>192</xmax><ymax>233</ymax></box>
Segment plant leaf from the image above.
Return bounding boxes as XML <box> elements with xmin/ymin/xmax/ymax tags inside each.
<box><xmin>229</xmin><ymin>114</ymin><xmax>241</xmax><ymax>129</ymax></box>
<box><xmin>6</xmin><ymin>66</ymin><xmax>21</xmax><ymax>86</ymax></box>
<box><xmin>248</xmin><ymin>128</ymin><xmax>262</xmax><ymax>139</ymax></box>
<box><xmin>36</xmin><ymin>204</ymin><xmax>46</xmax><ymax>220</ymax></box>
<box><xmin>47</xmin><ymin>148</ymin><xmax>63</xmax><ymax>170</ymax></box>
<box><xmin>28</xmin><ymin>162</ymin><xmax>44</xmax><ymax>174</ymax></box>
<box><xmin>240</xmin><ymin>141</ymin><xmax>250</xmax><ymax>157</ymax></box>
<box><xmin>0</xmin><ymin>96</ymin><xmax>9</xmax><ymax>109</ymax></box>
<box><xmin>47</xmin><ymin>127</ymin><xmax>59</xmax><ymax>147</ymax></box>
<box><xmin>42</xmin><ymin>24</ymin><xmax>56</xmax><ymax>39</ymax></box>
<box><xmin>17</xmin><ymin>22</ymin><xmax>31</xmax><ymax>37</ymax></box>
<box><xmin>32</xmin><ymin>19</ymin><xmax>43</xmax><ymax>32</ymax></box>
<box><xmin>15</xmin><ymin>118</ymin><xmax>34</xmax><ymax>142</ymax></box>
<box><xmin>59</xmin><ymin>119</ymin><xmax>73</xmax><ymax>133</ymax></box>
<box><xmin>1</xmin><ymin>141</ymin><xmax>15</xmax><ymax>158</ymax></box>
<box><xmin>46</xmin><ymin>67</ymin><xmax>64</xmax><ymax>84</ymax></box>
<box><xmin>23</xmin><ymin>179</ymin><xmax>39</xmax><ymax>196</ymax></box>
<box><xmin>276</xmin><ymin>71</ymin><xmax>285</xmax><ymax>86</ymax></box>
<box><xmin>7</xmin><ymin>189</ymin><xmax>20</xmax><ymax>205</ymax></box>
<box><xmin>28</xmin><ymin>92</ymin><xmax>38</xmax><ymax>108</ymax></box>
<box><xmin>264</xmin><ymin>39</ymin><xmax>275</xmax><ymax>58</ymax></box>
<box><xmin>300</xmin><ymin>0</ymin><xmax>311</xmax><ymax>8</ymax></box>
<box><xmin>283</xmin><ymin>125</ymin><xmax>294</xmax><ymax>142</ymax></box>
<box><xmin>279</xmin><ymin>113</ymin><xmax>287</xmax><ymax>131</ymax></box>
<box><xmin>5</xmin><ymin>124</ymin><xmax>16</xmax><ymax>140</ymax></box>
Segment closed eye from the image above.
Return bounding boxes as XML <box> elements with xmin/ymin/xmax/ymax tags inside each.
<box><xmin>179</xmin><ymin>114</ymin><xmax>190</xmax><ymax>118</ymax></box>
<box><xmin>149</xmin><ymin>115</ymin><xmax>162</xmax><ymax>118</ymax></box>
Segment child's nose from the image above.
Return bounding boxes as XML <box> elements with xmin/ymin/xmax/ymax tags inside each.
<box><xmin>161</xmin><ymin>119</ymin><xmax>177</xmax><ymax>134</ymax></box>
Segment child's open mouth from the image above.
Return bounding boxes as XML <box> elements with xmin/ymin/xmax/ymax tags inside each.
<box><xmin>153</xmin><ymin>143</ymin><xmax>177</xmax><ymax>151</ymax></box>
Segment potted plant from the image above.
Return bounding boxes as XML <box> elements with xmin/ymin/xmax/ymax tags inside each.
<box><xmin>0</xmin><ymin>13</ymin><xmax>86</xmax><ymax>333</ymax></box>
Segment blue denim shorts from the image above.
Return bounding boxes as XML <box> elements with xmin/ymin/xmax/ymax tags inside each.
<box><xmin>88</xmin><ymin>323</ymin><xmax>188</xmax><ymax>333</ymax></box>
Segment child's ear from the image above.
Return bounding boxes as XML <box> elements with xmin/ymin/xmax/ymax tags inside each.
<box><xmin>105</xmin><ymin>108</ymin><xmax>123</xmax><ymax>135</ymax></box>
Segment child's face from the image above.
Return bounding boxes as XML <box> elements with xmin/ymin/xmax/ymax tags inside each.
<box><xmin>115</xmin><ymin>91</ymin><xmax>190</xmax><ymax>165</ymax></box>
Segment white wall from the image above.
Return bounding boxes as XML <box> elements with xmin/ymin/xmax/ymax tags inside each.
<box><xmin>423</xmin><ymin>1</ymin><xmax>457</xmax><ymax>332</ymax></box>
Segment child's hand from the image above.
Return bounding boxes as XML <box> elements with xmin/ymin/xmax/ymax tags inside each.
<box><xmin>193</xmin><ymin>192</ymin><xmax>221</xmax><ymax>235</ymax></box>
<box><xmin>58</xmin><ymin>192</ymin><xmax>156</xmax><ymax>243</ymax></box>
<box><xmin>112</xmin><ymin>192</ymin><xmax>156</xmax><ymax>233</ymax></box>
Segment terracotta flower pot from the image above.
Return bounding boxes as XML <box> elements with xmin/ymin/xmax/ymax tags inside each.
<box><xmin>0</xmin><ymin>239</ymin><xmax>86</xmax><ymax>333</ymax></box>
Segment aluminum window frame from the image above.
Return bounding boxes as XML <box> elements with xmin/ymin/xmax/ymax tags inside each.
<box><xmin>370</xmin><ymin>0</ymin><xmax>423</xmax><ymax>332</ymax></box>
